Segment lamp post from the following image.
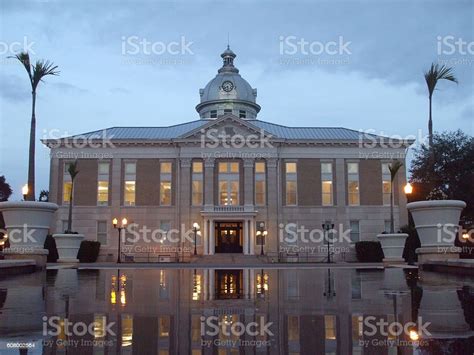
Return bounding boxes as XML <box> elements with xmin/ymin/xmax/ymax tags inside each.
<box><xmin>256</xmin><ymin>223</ymin><xmax>267</xmax><ymax>256</ymax></box>
<box><xmin>322</xmin><ymin>222</ymin><xmax>334</xmax><ymax>264</ymax></box>
<box><xmin>113</xmin><ymin>217</ymin><xmax>128</xmax><ymax>263</ymax></box>
<box><xmin>192</xmin><ymin>222</ymin><xmax>200</xmax><ymax>255</ymax></box>
<box><xmin>22</xmin><ymin>184</ymin><xmax>28</xmax><ymax>201</ymax></box>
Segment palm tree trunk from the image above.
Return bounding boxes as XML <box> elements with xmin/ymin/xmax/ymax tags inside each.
<box><xmin>428</xmin><ymin>95</ymin><xmax>433</xmax><ymax>148</ymax></box>
<box><xmin>67</xmin><ymin>180</ymin><xmax>73</xmax><ymax>232</ymax></box>
<box><xmin>390</xmin><ymin>183</ymin><xmax>394</xmax><ymax>233</ymax></box>
<box><xmin>27</xmin><ymin>90</ymin><xmax>36</xmax><ymax>201</ymax></box>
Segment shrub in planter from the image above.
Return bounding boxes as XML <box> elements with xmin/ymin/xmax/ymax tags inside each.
<box><xmin>44</xmin><ymin>235</ymin><xmax>58</xmax><ymax>263</ymax></box>
<box><xmin>77</xmin><ymin>241</ymin><xmax>101</xmax><ymax>263</ymax></box>
<box><xmin>355</xmin><ymin>241</ymin><xmax>384</xmax><ymax>262</ymax></box>
<box><xmin>401</xmin><ymin>225</ymin><xmax>421</xmax><ymax>264</ymax></box>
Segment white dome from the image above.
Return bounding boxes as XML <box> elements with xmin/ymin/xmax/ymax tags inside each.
<box><xmin>196</xmin><ymin>47</ymin><xmax>260</xmax><ymax>119</ymax></box>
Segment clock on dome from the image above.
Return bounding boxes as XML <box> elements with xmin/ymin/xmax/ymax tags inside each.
<box><xmin>221</xmin><ymin>80</ymin><xmax>234</xmax><ymax>92</ymax></box>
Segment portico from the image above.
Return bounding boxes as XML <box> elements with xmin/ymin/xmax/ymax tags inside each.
<box><xmin>201</xmin><ymin>207</ymin><xmax>257</xmax><ymax>255</ymax></box>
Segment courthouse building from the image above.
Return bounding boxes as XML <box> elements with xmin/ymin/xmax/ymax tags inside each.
<box><xmin>43</xmin><ymin>47</ymin><xmax>413</xmax><ymax>262</ymax></box>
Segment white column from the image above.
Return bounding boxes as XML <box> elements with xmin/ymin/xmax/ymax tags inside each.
<box><xmin>209</xmin><ymin>269</ymin><xmax>215</xmax><ymax>300</ymax></box>
<box><xmin>203</xmin><ymin>218</ymin><xmax>209</xmax><ymax>255</ymax></box>
<box><xmin>243</xmin><ymin>269</ymin><xmax>249</xmax><ymax>299</ymax></box>
<box><xmin>203</xmin><ymin>269</ymin><xmax>208</xmax><ymax>300</ymax></box>
<box><xmin>243</xmin><ymin>219</ymin><xmax>249</xmax><ymax>255</ymax></box>
<box><xmin>250</xmin><ymin>269</ymin><xmax>255</xmax><ymax>299</ymax></box>
<box><xmin>209</xmin><ymin>219</ymin><xmax>215</xmax><ymax>255</ymax></box>
<box><xmin>249</xmin><ymin>219</ymin><xmax>255</xmax><ymax>255</ymax></box>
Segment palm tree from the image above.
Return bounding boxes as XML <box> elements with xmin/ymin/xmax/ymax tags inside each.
<box><xmin>66</xmin><ymin>161</ymin><xmax>79</xmax><ymax>233</ymax></box>
<box><xmin>11</xmin><ymin>52</ymin><xmax>59</xmax><ymax>201</ymax></box>
<box><xmin>388</xmin><ymin>161</ymin><xmax>403</xmax><ymax>233</ymax></box>
<box><xmin>424</xmin><ymin>63</ymin><xmax>458</xmax><ymax>148</ymax></box>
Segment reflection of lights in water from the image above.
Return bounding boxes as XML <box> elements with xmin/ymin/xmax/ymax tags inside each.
<box><xmin>160</xmin><ymin>270</ymin><xmax>166</xmax><ymax>289</ymax></box>
<box><xmin>192</xmin><ymin>274</ymin><xmax>201</xmax><ymax>301</ymax></box>
<box><xmin>409</xmin><ymin>329</ymin><xmax>419</xmax><ymax>341</ymax></box>
<box><xmin>256</xmin><ymin>273</ymin><xmax>269</xmax><ymax>294</ymax></box>
<box><xmin>223</xmin><ymin>315</ymin><xmax>232</xmax><ymax>325</ymax></box>
<box><xmin>110</xmin><ymin>290</ymin><xmax>116</xmax><ymax>304</ymax></box>
<box><xmin>110</xmin><ymin>274</ymin><xmax>127</xmax><ymax>306</ymax></box>
<box><xmin>94</xmin><ymin>315</ymin><xmax>106</xmax><ymax>339</ymax></box>
<box><xmin>121</xmin><ymin>315</ymin><xmax>133</xmax><ymax>347</ymax></box>
<box><xmin>120</xmin><ymin>290</ymin><xmax>126</xmax><ymax>306</ymax></box>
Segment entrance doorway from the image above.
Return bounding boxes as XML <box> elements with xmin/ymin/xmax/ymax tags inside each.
<box><xmin>215</xmin><ymin>269</ymin><xmax>243</xmax><ymax>299</ymax></box>
<box><xmin>215</xmin><ymin>221</ymin><xmax>243</xmax><ymax>253</ymax></box>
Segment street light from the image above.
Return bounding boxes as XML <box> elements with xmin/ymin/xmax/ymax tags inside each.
<box><xmin>322</xmin><ymin>222</ymin><xmax>334</xmax><ymax>264</ymax></box>
<box><xmin>404</xmin><ymin>183</ymin><xmax>413</xmax><ymax>195</ymax></box>
<box><xmin>22</xmin><ymin>184</ymin><xmax>28</xmax><ymax>200</ymax></box>
<box><xmin>192</xmin><ymin>222</ymin><xmax>200</xmax><ymax>255</ymax></box>
<box><xmin>113</xmin><ymin>217</ymin><xmax>128</xmax><ymax>263</ymax></box>
<box><xmin>256</xmin><ymin>223</ymin><xmax>267</xmax><ymax>256</ymax></box>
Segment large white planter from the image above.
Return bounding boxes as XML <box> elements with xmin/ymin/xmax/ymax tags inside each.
<box><xmin>377</xmin><ymin>233</ymin><xmax>408</xmax><ymax>265</ymax></box>
<box><xmin>0</xmin><ymin>201</ymin><xmax>58</xmax><ymax>250</ymax></box>
<box><xmin>53</xmin><ymin>233</ymin><xmax>84</xmax><ymax>263</ymax></box>
<box><xmin>407</xmin><ymin>200</ymin><xmax>465</xmax><ymax>263</ymax></box>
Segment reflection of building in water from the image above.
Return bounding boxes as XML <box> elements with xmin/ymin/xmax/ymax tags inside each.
<box><xmin>36</xmin><ymin>268</ymin><xmax>436</xmax><ymax>354</ymax></box>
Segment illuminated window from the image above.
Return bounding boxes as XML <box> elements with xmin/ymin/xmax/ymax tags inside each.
<box><xmin>255</xmin><ymin>161</ymin><xmax>266</xmax><ymax>205</ymax></box>
<box><xmin>285</xmin><ymin>162</ymin><xmax>297</xmax><ymax>205</ymax></box>
<box><xmin>160</xmin><ymin>162</ymin><xmax>172</xmax><ymax>205</ymax></box>
<box><xmin>192</xmin><ymin>161</ymin><xmax>203</xmax><ymax>205</ymax></box>
<box><xmin>218</xmin><ymin>162</ymin><xmax>239</xmax><ymax>205</ymax></box>
<box><xmin>123</xmin><ymin>162</ymin><xmax>136</xmax><ymax>206</ymax></box>
<box><xmin>321</xmin><ymin>162</ymin><xmax>333</xmax><ymax>206</ymax></box>
<box><xmin>62</xmin><ymin>162</ymin><xmax>72</xmax><ymax>205</ymax></box>
<box><xmin>347</xmin><ymin>162</ymin><xmax>359</xmax><ymax>206</ymax></box>
<box><xmin>97</xmin><ymin>162</ymin><xmax>109</xmax><ymax>206</ymax></box>
<box><xmin>382</xmin><ymin>163</ymin><xmax>391</xmax><ymax>206</ymax></box>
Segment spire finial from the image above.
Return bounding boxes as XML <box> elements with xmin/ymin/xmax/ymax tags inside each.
<box><xmin>227</xmin><ymin>33</ymin><xmax>230</xmax><ymax>49</ymax></box>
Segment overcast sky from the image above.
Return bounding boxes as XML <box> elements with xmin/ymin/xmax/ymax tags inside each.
<box><xmin>0</xmin><ymin>0</ymin><xmax>472</xmax><ymax>199</ymax></box>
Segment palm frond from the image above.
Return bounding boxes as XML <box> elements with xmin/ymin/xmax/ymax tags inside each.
<box><xmin>67</xmin><ymin>160</ymin><xmax>79</xmax><ymax>180</ymax></box>
<box><xmin>389</xmin><ymin>161</ymin><xmax>403</xmax><ymax>182</ymax></box>
<box><xmin>31</xmin><ymin>60</ymin><xmax>60</xmax><ymax>90</ymax></box>
<box><xmin>424</xmin><ymin>63</ymin><xmax>458</xmax><ymax>97</ymax></box>
<box><xmin>9</xmin><ymin>52</ymin><xmax>33</xmax><ymax>82</ymax></box>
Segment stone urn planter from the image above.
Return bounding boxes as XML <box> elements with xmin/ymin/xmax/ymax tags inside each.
<box><xmin>377</xmin><ymin>233</ymin><xmax>408</xmax><ymax>266</ymax></box>
<box><xmin>53</xmin><ymin>233</ymin><xmax>84</xmax><ymax>263</ymax></box>
<box><xmin>407</xmin><ymin>200</ymin><xmax>465</xmax><ymax>263</ymax></box>
<box><xmin>0</xmin><ymin>201</ymin><xmax>58</xmax><ymax>268</ymax></box>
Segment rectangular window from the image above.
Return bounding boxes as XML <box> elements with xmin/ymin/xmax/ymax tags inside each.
<box><xmin>160</xmin><ymin>162</ymin><xmax>172</xmax><ymax>206</ymax></box>
<box><xmin>62</xmin><ymin>162</ymin><xmax>72</xmax><ymax>205</ymax></box>
<box><xmin>382</xmin><ymin>163</ymin><xmax>391</xmax><ymax>206</ymax></box>
<box><xmin>97</xmin><ymin>221</ymin><xmax>108</xmax><ymax>245</ymax></box>
<box><xmin>255</xmin><ymin>161</ymin><xmax>266</xmax><ymax>205</ymax></box>
<box><xmin>321</xmin><ymin>162</ymin><xmax>333</xmax><ymax>206</ymax></box>
<box><xmin>347</xmin><ymin>162</ymin><xmax>360</xmax><ymax>206</ymax></box>
<box><xmin>285</xmin><ymin>162</ymin><xmax>297</xmax><ymax>205</ymax></box>
<box><xmin>350</xmin><ymin>220</ymin><xmax>360</xmax><ymax>242</ymax></box>
<box><xmin>192</xmin><ymin>161</ymin><xmax>203</xmax><ymax>206</ymax></box>
<box><xmin>124</xmin><ymin>162</ymin><xmax>136</xmax><ymax>206</ymax></box>
<box><xmin>239</xmin><ymin>110</ymin><xmax>246</xmax><ymax>118</ymax></box>
<box><xmin>97</xmin><ymin>162</ymin><xmax>110</xmax><ymax>206</ymax></box>
<box><xmin>210</xmin><ymin>110</ymin><xmax>217</xmax><ymax>118</ymax></box>
<box><xmin>325</xmin><ymin>315</ymin><xmax>337</xmax><ymax>340</ymax></box>
<box><xmin>218</xmin><ymin>162</ymin><xmax>239</xmax><ymax>205</ymax></box>
<box><xmin>224</xmin><ymin>109</ymin><xmax>232</xmax><ymax>115</ymax></box>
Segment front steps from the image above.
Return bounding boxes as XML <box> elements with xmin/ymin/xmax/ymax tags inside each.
<box><xmin>193</xmin><ymin>254</ymin><xmax>266</xmax><ymax>266</ymax></box>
